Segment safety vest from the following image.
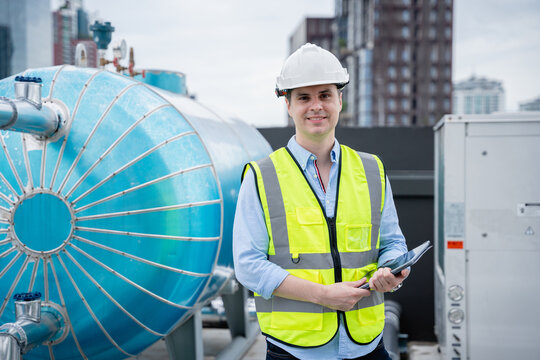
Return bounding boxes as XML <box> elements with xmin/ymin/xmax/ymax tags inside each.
<box><xmin>244</xmin><ymin>145</ymin><xmax>386</xmax><ymax>347</ymax></box>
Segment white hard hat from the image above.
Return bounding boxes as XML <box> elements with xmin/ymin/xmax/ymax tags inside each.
<box><xmin>275</xmin><ymin>43</ymin><xmax>349</xmax><ymax>97</ymax></box>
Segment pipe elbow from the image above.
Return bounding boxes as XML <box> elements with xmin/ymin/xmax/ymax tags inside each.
<box><xmin>0</xmin><ymin>76</ymin><xmax>64</xmax><ymax>138</ymax></box>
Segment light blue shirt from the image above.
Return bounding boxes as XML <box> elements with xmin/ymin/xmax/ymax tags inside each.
<box><xmin>233</xmin><ymin>136</ymin><xmax>407</xmax><ymax>360</ymax></box>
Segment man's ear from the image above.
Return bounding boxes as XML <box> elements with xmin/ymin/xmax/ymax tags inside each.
<box><xmin>285</xmin><ymin>97</ymin><xmax>292</xmax><ymax>117</ymax></box>
<box><xmin>339</xmin><ymin>91</ymin><xmax>343</xmax><ymax>111</ymax></box>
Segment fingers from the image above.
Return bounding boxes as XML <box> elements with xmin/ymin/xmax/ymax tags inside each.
<box><xmin>321</xmin><ymin>281</ymin><xmax>371</xmax><ymax>311</ymax></box>
<box><xmin>400</xmin><ymin>268</ymin><xmax>410</xmax><ymax>279</ymax></box>
<box><xmin>350</xmin><ymin>277</ymin><xmax>367</xmax><ymax>287</ymax></box>
<box><xmin>369</xmin><ymin>267</ymin><xmax>403</xmax><ymax>292</ymax></box>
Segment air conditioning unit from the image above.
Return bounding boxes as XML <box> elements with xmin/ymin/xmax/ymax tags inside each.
<box><xmin>434</xmin><ymin>113</ymin><xmax>540</xmax><ymax>359</ymax></box>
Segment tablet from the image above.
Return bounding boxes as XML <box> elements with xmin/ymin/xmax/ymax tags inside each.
<box><xmin>358</xmin><ymin>240</ymin><xmax>432</xmax><ymax>290</ymax></box>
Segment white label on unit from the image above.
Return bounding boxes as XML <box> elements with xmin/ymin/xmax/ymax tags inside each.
<box><xmin>517</xmin><ymin>203</ymin><xmax>540</xmax><ymax>217</ymax></box>
<box><xmin>445</xmin><ymin>202</ymin><xmax>465</xmax><ymax>239</ymax></box>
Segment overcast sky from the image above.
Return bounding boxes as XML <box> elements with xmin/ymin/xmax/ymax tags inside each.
<box><xmin>52</xmin><ymin>0</ymin><xmax>540</xmax><ymax>127</ymax></box>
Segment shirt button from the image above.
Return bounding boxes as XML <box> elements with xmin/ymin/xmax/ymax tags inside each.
<box><xmin>326</xmin><ymin>200</ymin><xmax>330</xmax><ymax>204</ymax></box>
<box><xmin>313</xmin><ymin>174</ymin><xmax>317</xmax><ymax>178</ymax></box>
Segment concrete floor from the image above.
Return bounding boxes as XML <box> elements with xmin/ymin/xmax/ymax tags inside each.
<box><xmin>133</xmin><ymin>326</ymin><xmax>266</xmax><ymax>360</ymax></box>
<box><xmin>133</xmin><ymin>327</ymin><xmax>442</xmax><ymax>360</ymax></box>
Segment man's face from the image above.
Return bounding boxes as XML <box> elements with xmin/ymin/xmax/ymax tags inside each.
<box><xmin>286</xmin><ymin>84</ymin><xmax>342</xmax><ymax>143</ymax></box>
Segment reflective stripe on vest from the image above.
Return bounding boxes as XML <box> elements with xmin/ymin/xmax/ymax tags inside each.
<box><xmin>246</xmin><ymin>145</ymin><xmax>386</xmax><ymax>347</ymax></box>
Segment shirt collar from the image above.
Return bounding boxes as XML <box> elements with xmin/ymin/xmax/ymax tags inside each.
<box><xmin>286</xmin><ymin>136</ymin><xmax>340</xmax><ymax>171</ymax></box>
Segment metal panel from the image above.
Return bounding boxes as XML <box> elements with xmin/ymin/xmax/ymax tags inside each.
<box><xmin>434</xmin><ymin>114</ymin><xmax>540</xmax><ymax>359</ymax></box>
<box><xmin>467</xmin><ymin>250</ymin><xmax>540</xmax><ymax>358</ymax></box>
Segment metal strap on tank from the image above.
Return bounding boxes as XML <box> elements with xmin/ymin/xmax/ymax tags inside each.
<box><xmin>0</xmin><ymin>97</ymin><xmax>17</xmax><ymax>130</ymax></box>
<box><xmin>357</xmin><ymin>152</ymin><xmax>383</xmax><ymax>251</ymax></box>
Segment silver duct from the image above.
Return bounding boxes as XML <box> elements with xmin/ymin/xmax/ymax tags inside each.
<box><xmin>0</xmin><ymin>293</ymin><xmax>67</xmax><ymax>359</ymax></box>
<box><xmin>0</xmin><ymin>76</ymin><xmax>64</xmax><ymax>138</ymax></box>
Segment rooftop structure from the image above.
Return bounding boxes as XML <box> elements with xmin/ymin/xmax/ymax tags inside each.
<box><xmin>452</xmin><ymin>75</ymin><xmax>505</xmax><ymax>114</ymax></box>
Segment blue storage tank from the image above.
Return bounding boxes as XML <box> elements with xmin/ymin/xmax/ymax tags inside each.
<box><xmin>0</xmin><ymin>66</ymin><xmax>271</xmax><ymax>359</ymax></box>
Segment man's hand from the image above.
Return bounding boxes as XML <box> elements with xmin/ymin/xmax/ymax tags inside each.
<box><xmin>368</xmin><ymin>267</ymin><xmax>410</xmax><ymax>293</ymax></box>
<box><xmin>273</xmin><ymin>275</ymin><xmax>371</xmax><ymax>311</ymax></box>
<box><xmin>316</xmin><ymin>278</ymin><xmax>372</xmax><ymax>311</ymax></box>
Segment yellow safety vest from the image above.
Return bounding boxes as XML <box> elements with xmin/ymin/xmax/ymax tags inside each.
<box><xmin>244</xmin><ymin>145</ymin><xmax>386</xmax><ymax>347</ymax></box>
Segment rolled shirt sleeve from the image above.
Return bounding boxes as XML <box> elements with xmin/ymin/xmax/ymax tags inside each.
<box><xmin>377</xmin><ymin>177</ymin><xmax>408</xmax><ymax>267</ymax></box>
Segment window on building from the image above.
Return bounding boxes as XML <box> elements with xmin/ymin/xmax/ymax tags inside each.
<box><xmin>430</xmin><ymin>82</ymin><xmax>437</xmax><ymax>94</ymax></box>
<box><xmin>401</xmin><ymin>66</ymin><xmax>410</xmax><ymax>78</ymax></box>
<box><xmin>491</xmin><ymin>95</ymin><xmax>499</xmax><ymax>111</ymax></box>
<box><xmin>452</xmin><ymin>95</ymin><xmax>458</xmax><ymax>113</ymax></box>
<box><xmin>431</xmin><ymin>46</ymin><xmax>438</xmax><ymax>62</ymax></box>
<box><xmin>388</xmin><ymin>99</ymin><xmax>396</xmax><ymax>111</ymax></box>
<box><xmin>402</xmin><ymin>26</ymin><xmax>410</xmax><ymax>39</ymax></box>
<box><xmin>444</xmin><ymin>66</ymin><xmax>451</xmax><ymax>78</ymax></box>
<box><xmin>375</xmin><ymin>10</ymin><xmax>380</xmax><ymax>21</ymax></box>
<box><xmin>388</xmin><ymin>66</ymin><xmax>396</xmax><ymax>78</ymax></box>
<box><xmin>445</xmin><ymin>27</ymin><xmax>452</xmax><ymax>39</ymax></box>
<box><xmin>401</xmin><ymin>114</ymin><xmax>409</xmax><ymax>124</ymax></box>
<box><xmin>445</xmin><ymin>10</ymin><xmax>452</xmax><ymax>22</ymax></box>
<box><xmin>443</xmin><ymin>83</ymin><xmax>451</xmax><ymax>94</ymax></box>
<box><xmin>388</xmin><ymin>47</ymin><xmax>397</xmax><ymax>62</ymax></box>
<box><xmin>443</xmin><ymin>98</ymin><xmax>450</xmax><ymax>111</ymax></box>
<box><xmin>474</xmin><ymin>95</ymin><xmax>483</xmax><ymax>114</ymax></box>
<box><xmin>430</xmin><ymin>10</ymin><xmax>437</xmax><ymax>23</ymax></box>
<box><xmin>484</xmin><ymin>95</ymin><xmax>492</xmax><ymax>113</ymax></box>
<box><xmin>429</xmin><ymin>27</ymin><xmax>436</xmax><ymax>39</ymax></box>
<box><xmin>429</xmin><ymin>98</ymin><xmax>436</xmax><ymax>111</ymax></box>
<box><xmin>401</xmin><ymin>98</ymin><xmax>410</xmax><ymax>110</ymax></box>
<box><xmin>320</xmin><ymin>21</ymin><xmax>328</xmax><ymax>34</ymax></box>
<box><xmin>465</xmin><ymin>95</ymin><xmax>473</xmax><ymax>114</ymax></box>
<box><xmin>444</xmin><ymin>48</ymin><xmax>451</xmax><ymax>62</ymax></box>
<box><xmin>388</xmin><ymin>114</ymin><xmax>396</xmax><ymax>125</ymax></box>
<box><xmin>308</xmin><ymin>21</ymin><xmax>317</xmax><ymax>34</ymax></box>
<box><xmin>401</xmin><ymin>83</ymin><xmax>410</xmax><ymax>95</ymax></box>
<box><xmin>388</xmin><ymin>83</ymin><xmax>397</xmax><ymax>94</ymax></box>
<box><xmin>402</xmin><ymin>10</ymin><xmax>410</xmax><ymax>22</ymax></box>
<box><xmin>401</xmin><ymin>46</ymin><xmax>410</xmax><ymax>61</ymax></box>
<box><xmin>430</xmin><ymin>67</ymin><xmax>438</xmax><ymax>79</ymax></box>
<box><xmin>402</xmin><ymin>0</ymin><xmax>411</xmax><ymax>5</ymax></box>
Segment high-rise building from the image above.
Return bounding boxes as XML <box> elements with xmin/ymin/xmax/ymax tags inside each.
<box><xmin>0</xmin><ymin>0</ymin><xmax>53</xmax><ymax>76</ymax></box>
<box><xmin>53</xmin><ymin>0</ymin><xmax>97</xmax><ymax>67</ymax></box>
<box><xmin>289</xmin><ymin>17</ymin><xmax>334</xmax><ymax>54</ymax></box>
<box><xmin>334</xmin><ymin>0</ymin><xmax>453</xmax><ymax>126</ymax></box>
<box><xmin>452</xmin><ymin>75</ymin><xmax>505</xmax><ymax>115</ymax></box>
<box><xmin>519</xmin><ymin>95</ymin><xmax>540</xmax><ymax>112</ymax></box>
<box><xmin>0</xmin><ymin>25</ymin><xmax>13</xmax><ymax>78</ymax></box>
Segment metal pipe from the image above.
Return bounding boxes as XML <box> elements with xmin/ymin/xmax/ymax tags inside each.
<box><xmin>0</xmin><ymin>333</ymin><xmax>21</xmax><ymax>360</ymax></box>
<box><xmin>0</xmin><ymin>293</ymin><xmax>65</xmax><ymax>358</ymax></box>
<box><xmin>383</xmin><ymin>300</ymin><xmax>401</xmax><ymax>360</ymax></box>
<box><xmin>0</xmin><ymin>76</ymin><xmax>61</xmax><ymax>138</ymax></box>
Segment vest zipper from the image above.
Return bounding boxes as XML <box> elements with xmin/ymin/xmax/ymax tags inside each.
<box><xmin>326</xmin><ymin>217</ymin><xmax>342</xmax><ymax>283</ymax></box>
<box><xmin>327</xmin><ymin>217</ymin><xmax>345</xmax><ymax>322</ymax></box>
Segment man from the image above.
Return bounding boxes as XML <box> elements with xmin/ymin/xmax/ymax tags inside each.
<box><xmin>233</xmin><ymin>43</ymin><xmax>408</xmax><ymax>360</ymax></box>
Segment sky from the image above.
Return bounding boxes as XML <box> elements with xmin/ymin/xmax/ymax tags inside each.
<box><xmin>51</xmin><ymin>0</ymin><xmax>540</xmax><ymax>127</ymax></box>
